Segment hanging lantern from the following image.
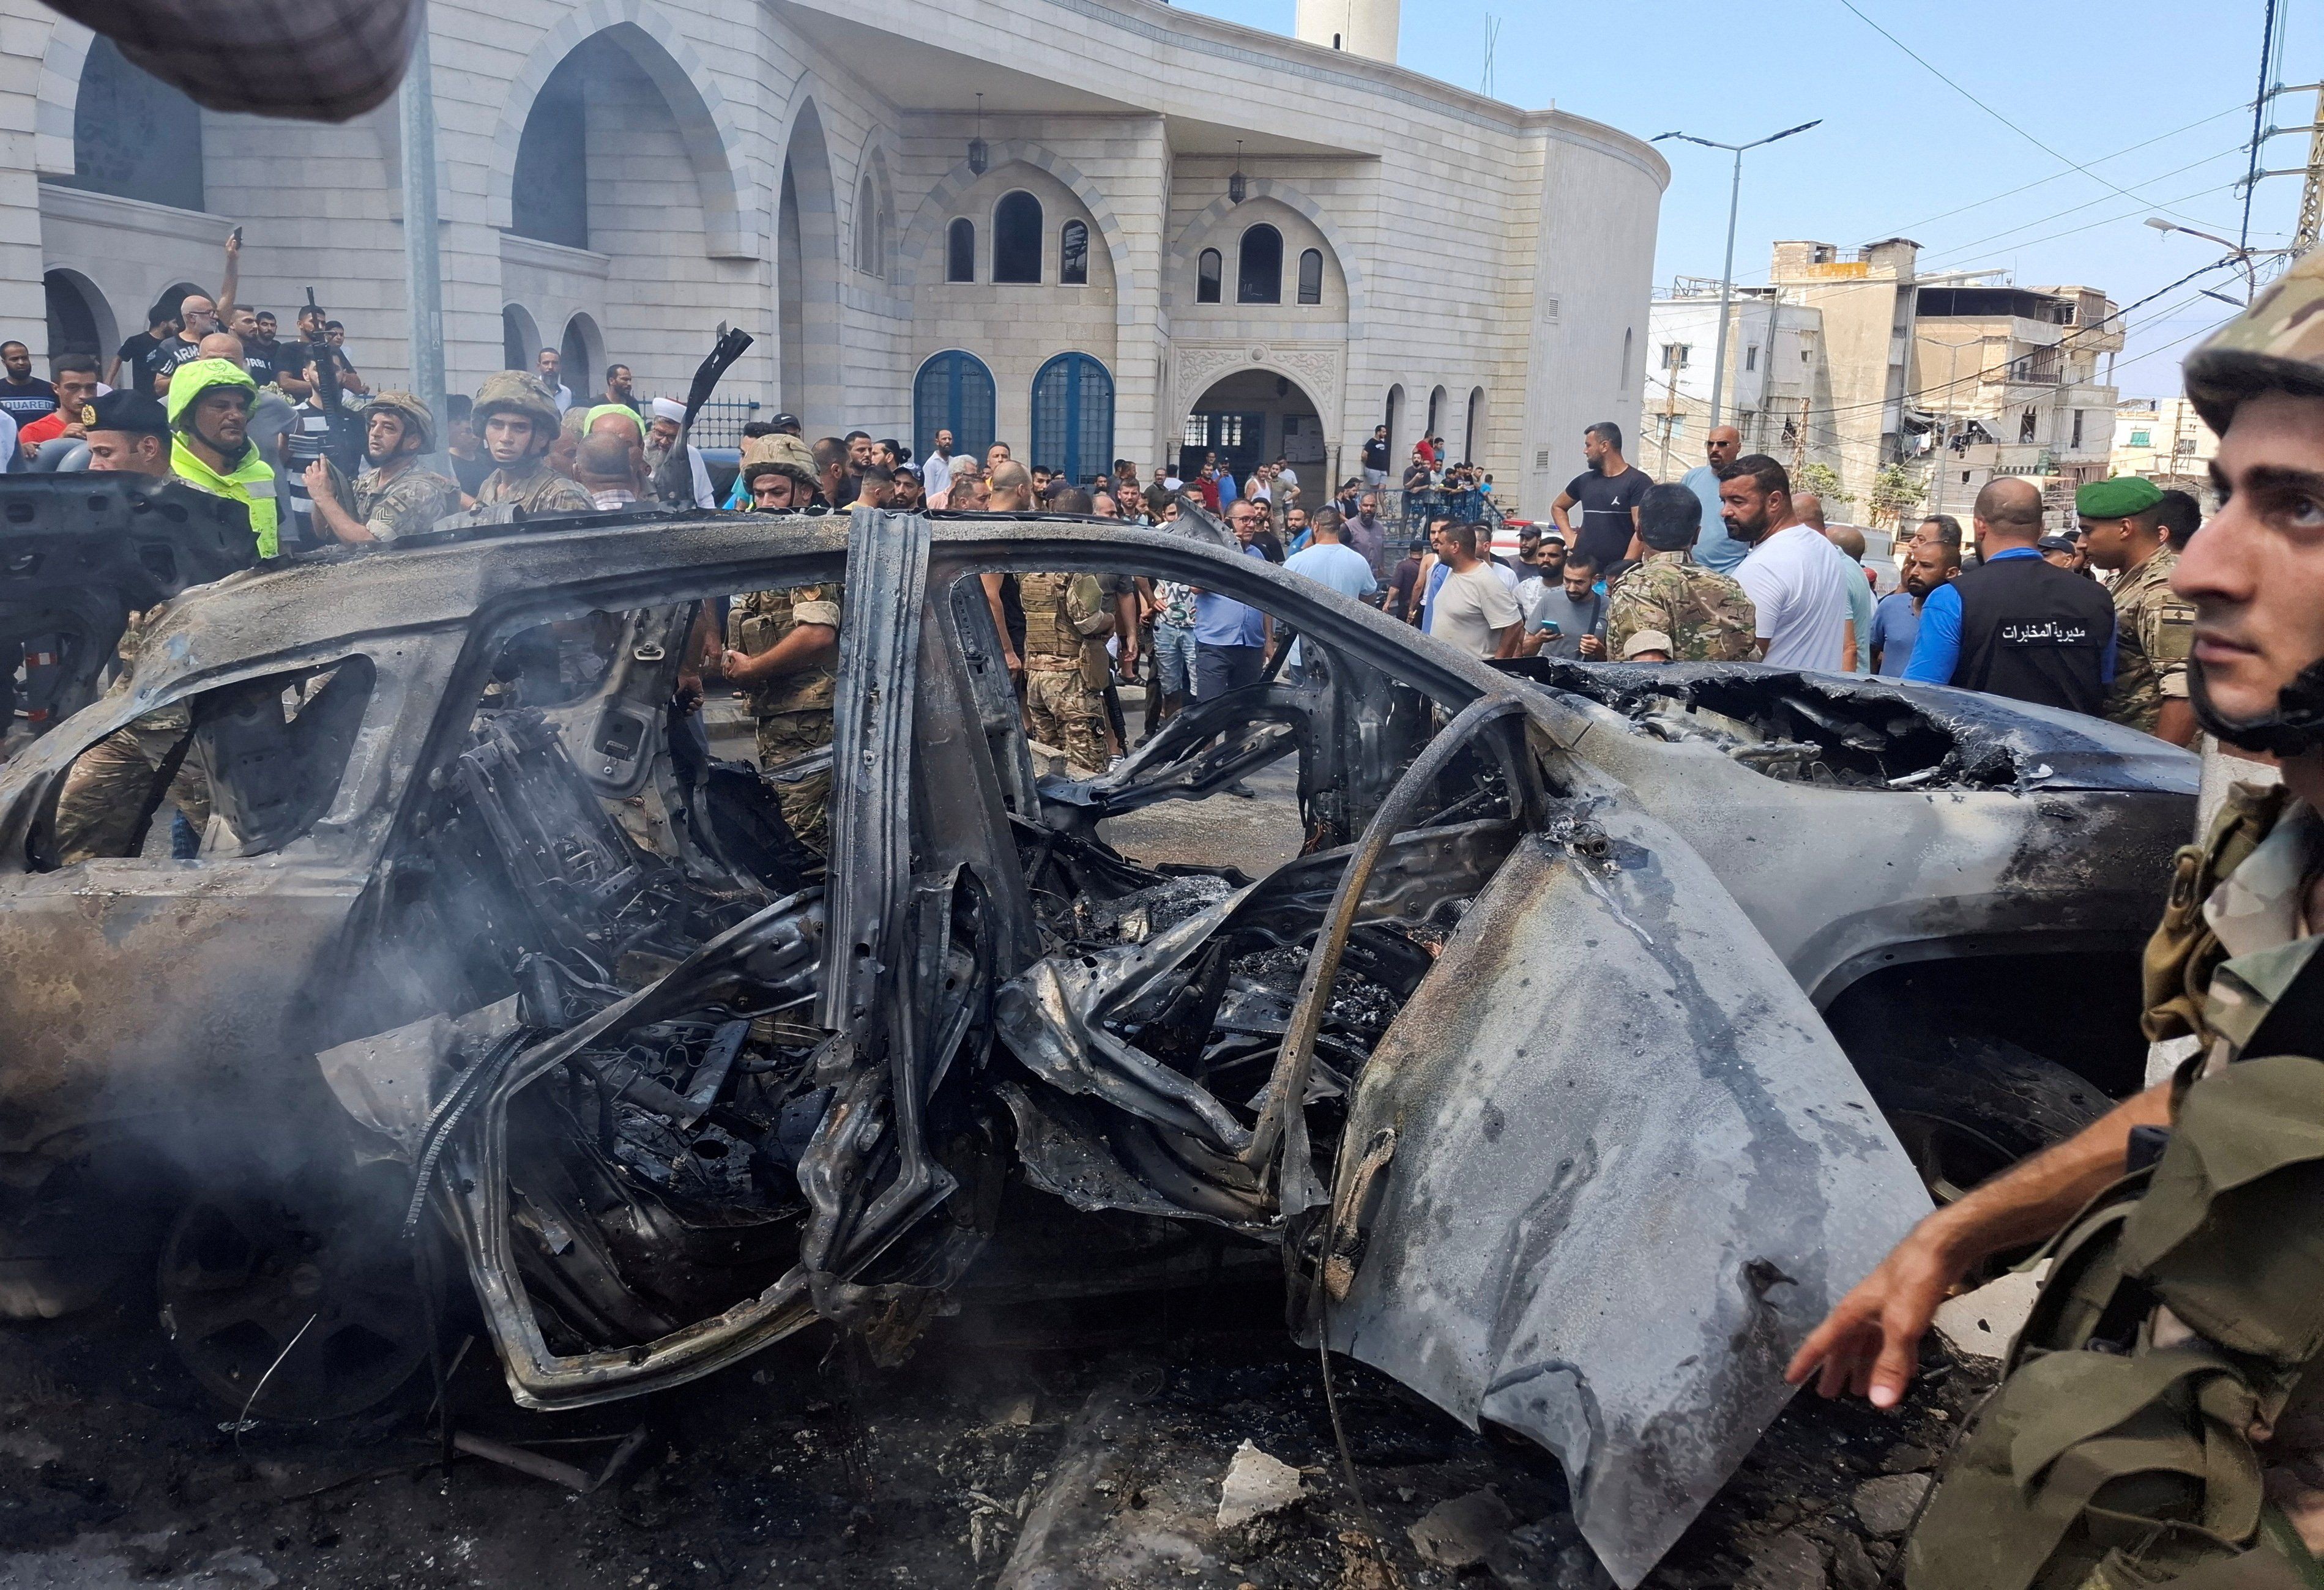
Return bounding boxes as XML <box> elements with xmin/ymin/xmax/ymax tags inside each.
<box><xmin>968</xmin><ymin>93</ymin><xmax>988</xmax><ymax>176</ymax></box>
<box><xmin>1229</xmin><ymin>139</ymin><xmax>1246</xmax><ymax>204</ymax></box>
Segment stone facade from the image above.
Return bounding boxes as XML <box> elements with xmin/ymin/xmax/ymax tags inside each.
<box><xmin>8</xmin><ymin>0</ymin><xmax>1666</xmax><ymax>515</ymax></box>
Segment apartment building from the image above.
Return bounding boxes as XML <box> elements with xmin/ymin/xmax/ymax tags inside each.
<box><xmin>1642</xmin><ymin>280</ymin><xmax>1834</xmax><ymax>481</ymax></box>
<box><xmin>2110</xmin><ymin>396</ymin><xmax>2217</xmax><ymax>502</ymax></box>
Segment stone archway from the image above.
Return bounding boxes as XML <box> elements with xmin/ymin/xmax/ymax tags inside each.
<box><xmin>1170</xmin><ymin>343</ymin><xmax>1344</xmax><ymax>486</ymax></box>
<box><xmin>1179</xmin><ymin>365</ymin><xmax>1327</xmax><ymax>492</ymax></box>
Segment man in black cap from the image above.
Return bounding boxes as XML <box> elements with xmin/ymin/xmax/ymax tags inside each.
<box><xmin>83</xmin><ymin>390</ymin><xmax>172</xmax><ymax>478</ymax></box>
<box><xmin>1901</xmin><ymin>475</ymin><xmax>2118</xmax><ymax>716</ymax></box>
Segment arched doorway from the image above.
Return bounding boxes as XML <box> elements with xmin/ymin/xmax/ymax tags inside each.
<box><xmin>502</xmin><ymin>304</ymin><xmax>542</xmax><ymax>375</ymax></box>
<box><xmin>1464</xmin><ymin>386</ymin><xmax>1486</xmax><ymax>466</ymax></box>
<box><xmin>1030</xmin><ymin>353</ymin><xmax>1113</xmax><ymax>485</ymax></box>
<box><xmin>44</xmin><ymin>270</ymin><xmax>113</xmax><ymax>360</ymax></box>
<box><xmin>561</xmin><ymin>313</ymin><xmax>603</xmax><ymax>397</ymax></box>
<box><xmin>1425</xmin><ymin>385</ymin><xmax>1447</xmax><ymax>450</ymax></box>
<box><xmin>1384</xmin><ymin>384</ymin><xmax>1405</xmax><ymax>467</ymax></box>
<box><xmin>915</xmin><ymin>350</ymin><xmax>996</xmax><ymax>467</ymax></box>
<box><xmin>1182</xmin><ymin>368</ymin><xmax>1322</xmax><ymax>486</ymax></box>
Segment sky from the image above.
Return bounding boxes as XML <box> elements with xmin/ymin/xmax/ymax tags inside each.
<box><xmin>1172</xmin><ymin>0</ymin><xmax>2307</xmax><ymax>400</ymax></box>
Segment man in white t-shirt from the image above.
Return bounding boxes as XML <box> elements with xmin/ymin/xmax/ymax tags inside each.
<box><xmin>1428</xmin><ymin>521</ymin><xmax>1524</xmax><ymax>659</ymax></box>
<box><xmin>1720</xmin><ymin>454</ymin><xmax>1857</xmax><ymax>671</ymax></box>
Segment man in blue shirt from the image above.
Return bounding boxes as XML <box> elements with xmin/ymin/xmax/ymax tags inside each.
<box><xmin>1903</xmin><ymin>478</ymin><xmax>2116</xmax><ymax>713</ymax></box>
<box><xmin>1283</xmin><ymin>512</ymin><xmax>1377</xmax><ymax>671</ymax></box>
<box><xmin>1682</xmin><ymin>423</ymin><xmax>1748</xmax><ymax>573</ymax></box>
<box><xmin>1193</xmin><ymin>498</ymin><xmax>1272</xmax><ymax>698</ymax></box>
<box><xmin>1871</xmin><ymin>535</ymin><xmax>1956</xmax><ymax>675</ymax></box>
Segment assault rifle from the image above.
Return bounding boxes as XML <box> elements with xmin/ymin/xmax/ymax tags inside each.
<box><xmin>302</xmin><ymin>289</ymin><xmax>364</xmax><ymax>479</ymax></box>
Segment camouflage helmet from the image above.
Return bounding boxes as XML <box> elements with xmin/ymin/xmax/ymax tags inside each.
<box><xmin>359</xmin><ymin>390</ymin><xmax>434</xmax><ymax>454</ymax></box>
<box><xmin>741</xmin><ymin>431</ymin><xmax>819</xmax><ymax>490</ymax></box>
<box><xmin>471</xmin><ymin>370</ymin><xmax>561</xmax><ymax>450</ymax></box>
<box><xmin>2183</xmin><ymin>247</ymin><xmax>2324</xmax><ymax>434</ymax></box>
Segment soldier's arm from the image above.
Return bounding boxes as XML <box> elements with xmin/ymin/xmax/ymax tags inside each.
<box><xmin>303</xmin><ymin>463</ymin><xmax>375</xmax><ymax>544</ymax></box>
<box><xmin>1786</xmin><ymin>1080</ymin><xmax>2173</xmax><ymax>1408</ymax></box>
<box><xmin>2149</xmin><ymin>600</ymin><xmax>2199</xmax><ymax>747</ymax></box>
<box><xmin>723</xmin><ymin>619</ymin><xmax>838</xmax><ymax>686</ymax></box>
<box><xmin>1065</xmin><ymin>576</ymin><xmax>1114</xmax><ymax>638</ymax></box>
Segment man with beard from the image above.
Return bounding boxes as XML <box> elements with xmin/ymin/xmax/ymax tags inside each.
<box><xmin>1721</xmin><ymin>453</ymin><xmax>1855</xmax><ymax>671</ymax></box>
<box><xmin>1552</xmin><ymin>422</ymin><xmax>1652</xmax><ymax>572</ymax></box>
<box><xmin>165</xmin><ymin>358</ymin><xmax>278</xmax><ymax>557</ymax></box>
<box><xmin>302</xmin><ymin>392</ymin><xmax>461</xmax><ymax>546</ymax></box>
<box><xmin>2079</xmin><ymin>474</ymin><xmax>2198</xmax><ymax>745</ymax></box>
<box><xmin>1870</xmin><ymin>535</ymin><xmax>1957</xmax><ymax>676</ymax></box>
<box><xmin>647</xmin><ymin>397</ymin><xmax>717</xmax><ymax>507</ymax></box>
<box><xmin>471</xmin><ymin>371</ymin><xmax>594</xmax><ymax>515</ymax></box>
<box><xmin>1787</xmin><ymin>253</ymin><xmax>2324</xmax><ymax>1587</ymax></box>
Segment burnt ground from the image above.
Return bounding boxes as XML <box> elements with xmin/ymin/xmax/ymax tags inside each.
<box><xmin>0</xmin><ymin>1225</ymin><xmax>1992</xmax><ymax>1590</ymax></box>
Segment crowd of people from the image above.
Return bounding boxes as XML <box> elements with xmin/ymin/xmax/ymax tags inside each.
<box><xmin>15</xmin><ymin>232</ymin><xmax>2202</xmax><ymax>821</ymax></box>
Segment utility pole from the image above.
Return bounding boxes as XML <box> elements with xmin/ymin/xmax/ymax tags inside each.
<box><xmin>2299</xmin><ymin>78</ymin><xmax>2324</xmax><ymax>250</ymax></box>
<box><xmin>400</xmin><ymin>0</ymin><xmax>447</xmax><ymax>466</ymax></box>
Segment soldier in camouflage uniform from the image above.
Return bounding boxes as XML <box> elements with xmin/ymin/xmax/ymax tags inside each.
<box><xmin>51</xmin><ymin>608</ymin><xmax>210</xmax><ymax>864</ymax></box>
<box><xmin>719</xmin><ymin>441</ymin><xmax>841</xmax><ymax>849</ymax></box>
<box><xmin>1606</xmin><ymin>482</ymin><xmax>1757</xmax><ymax>661</ymax></box>
<box><xmin>471</xmin><ymin>371</ymin><xmax>595</xmax><ymax>515</ymax></box>
<box><xmin>1787</xmin><ymin>247</ymin><xmax>2324</xmax><ymax>1589</ymax></box>
<box><xmin>2080</xmin><ymin>474</ymin><xmax>2197</xmax><ymax>745</ymax></box>
<box><xmin>1019</xmin><ymin>570</ymin><xmax>1114</xmax><ymax>774</ymax></box>
<box><xmin>302</xmin><ymin>392</ymin><xmax>462</xmax><ymax>545</ymax></box>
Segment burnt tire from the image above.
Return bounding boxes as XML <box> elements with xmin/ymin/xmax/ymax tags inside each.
<box><xmin>1858</xmin><ymin>1036</ymin><xmax>2109</xmax><ymax>1206</ymax></box>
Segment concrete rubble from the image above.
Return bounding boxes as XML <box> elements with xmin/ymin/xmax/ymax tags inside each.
<box><xmin>1217</xmin><ymin>1441</ymin><xmax>1306</xmax><ymax>1529</ymax></box>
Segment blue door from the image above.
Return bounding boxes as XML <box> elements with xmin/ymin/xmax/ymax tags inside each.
<box><xmin>1029</xmin><ymin>352</ymin><xmax>1114</xmax><ymax>487</ymax></box>
<box><xmin>914</xmin><ymin>351</ymin><xmax>996</xmax><ymax>469</ymax></box>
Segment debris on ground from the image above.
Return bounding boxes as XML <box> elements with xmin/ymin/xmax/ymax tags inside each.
<box><xmin>1740</xmin><ymin>1526</ymin><xmax>1827</xmax><ymax>1589</ymax></box>
<box><xmin>1851</xmin><ymin>1473</ymin><xmax>1932</xmax><ymax>1537</ymax></box>
<box><xmin>1931</xmin><ymin>1265</ymin><xmax>2046</xmax><ymax>1359</ymax></box>
<box><xmin>1407</xmin><ymin>1484</ymin><xmax>1513</xmax><ymax>1568</ymax></box>
<box><xmin>1218</xmin><ymin>1441</ymin><xmax>1305</xmax><ymax>1529</ymax></box>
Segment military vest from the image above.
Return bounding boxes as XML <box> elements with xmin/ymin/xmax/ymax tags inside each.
<box><xmin>1909</xmin><ymin>787</ymin><xmax>2324</xmax><ymax>1590</ymax></box>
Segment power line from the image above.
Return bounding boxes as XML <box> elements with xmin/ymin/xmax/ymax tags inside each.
<box><xmin>1915</xmin><ymin>152</ymin><xmax>2248</xmax><ymax>267</ymax></box>
<box><xmin>2240</xmin><ymin>0</ymin><xmax>2282</xmax><ymax>249</ymax></box>
<box><xmin>1919</xmin><ymin>177</ymin><xmax>2247</xmax><ymax>270</ymax></box>
<box><xmin>1834</xmin><ymin>0</ymin><xmax>2211</xmax><ymax>226</ymax></box>
<box><xmin>1881</xmin><ymin>99</ymin><xmax>2254</xmax><ymax>237</ymax></box>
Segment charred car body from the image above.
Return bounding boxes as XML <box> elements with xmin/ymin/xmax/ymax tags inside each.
<box><xmin>0</xmin><ymin>496</ymin><xmax>2195</xmax><ymax>1584</ymax></box>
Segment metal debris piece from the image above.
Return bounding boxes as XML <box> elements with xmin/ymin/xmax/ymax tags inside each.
<box><xmin>450</xmin><ymin>1427</ymin><xmax>647</xmax><ymax>1493</ymax></box>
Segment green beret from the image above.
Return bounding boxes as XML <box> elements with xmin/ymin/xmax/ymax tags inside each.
<box><xmin>2076</xmin><ymin>476</ymin><xmax>2163</xmax><ymax>519</ymax></box>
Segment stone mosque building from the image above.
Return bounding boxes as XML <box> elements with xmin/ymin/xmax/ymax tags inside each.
<box><xmin>1</xmin><ymin>0</ymin><xmax>1665</xmax><ymax>511</ymax></box>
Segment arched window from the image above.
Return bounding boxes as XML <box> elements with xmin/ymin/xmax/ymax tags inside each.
<box><xmin>512</xmin><ymin>55</ymin><xmax>589</xmax><ymax>248</ymax></box>
<box><xmin>1030</xmin><ymin>354</ymin><xmax>1114</xmax><ymax>487</ymax></box>
<box><xmin>1059</xmin><ymin>220</ymin><xmax>1090</xmax><ymax>286</ymax></box>
<box><xmin>1465</xmin><ymin>387</ymin><xmax>1486</xmax><ymax>463</ymax></box>
<box><xmin>1297</xmin><ymin>248</ymin><xmax>1324</xmax><ymax>306</ymax></box>
<box><xmin>44</xmin><ymin>272</ymin><xmax>112</xmax><ymax>359</ymax></box>
<box><xmin>1237</xmin><ymin>225</ymin><xmax>1283</xmax><ymax>304</ymax></box>
<box><xmin>915</xmin><ymin>351</ymin><xmax>997</xmax><ymax>471</ymax></box>
<box><xmin>854</xmin><ymin>173</ymin><xmax>885</xmax><ymax>278</ymax></box>
<box><xmin>67</xmin><ymin>37</ymin><xmax>204</xmax><ymax>211</ymax></box>
<box><xmin>1196</xmin><ymin>249</ymin><xmax>1223</xmax><ymax>303</ymax></box>
<box><xmin>993</xmin><ymin>191</ymin><xmax>1043</xmax><ymax>284</ymax></box>
<box><xmin>1426</xmin><ymin>385</ymin><xmax>1445</xmax><ymax>440</ymax></box>
<box><xmin>561</xmin><ymin>314</ymin><xmax>602</xmax><ymax>397</ymax></box>
<box><xmin>946</xmin><ymin>218</ymin><xmax>975</xmax><ymax>283</ymax></box>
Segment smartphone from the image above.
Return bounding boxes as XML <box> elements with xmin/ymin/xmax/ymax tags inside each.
<box><xmin>1540</xmin><ymin>620</ymin><xmax>1562</xmax><ymax>638</ymax></box>
<box><xmin>230</xmin><ymin>225</ymin><xmax>242</xmax><ymax>246</ymax></box>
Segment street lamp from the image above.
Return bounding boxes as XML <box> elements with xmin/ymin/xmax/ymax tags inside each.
<box><xmin>1653</xmin><ymin>121</ymin><xmax>1822</xmax><ymax>434</ymax></box>
<box><xmin>2143</xmin><ymin>217</ymin><xmax>2273</xmax><ymax>303</ymax></box>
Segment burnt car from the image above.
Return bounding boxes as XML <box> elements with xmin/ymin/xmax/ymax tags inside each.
<box><xmin>0</xmin><ymin>499</ymin><xmax>2194</xmax><ymax>1586</ymax></box>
